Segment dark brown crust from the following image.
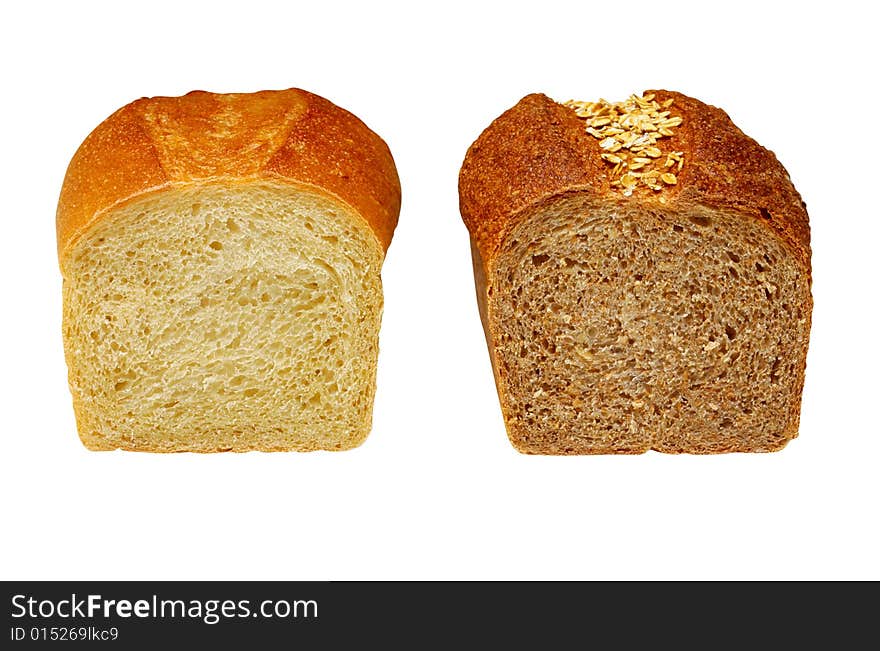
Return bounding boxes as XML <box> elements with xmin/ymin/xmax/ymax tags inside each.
<box><xmin>57</xmin><ymin>88</ymin><xmax>401</xmax><ymax>261</ymax></box>
<box><xmin>459</xmin><ymin>91</ymin><xmax>811</xmax><ymax>274</ymax></box>
<box><xmin>459</xmin><ymin>94</ymin><xmax>607</xmax><ymax>261</ymax></box>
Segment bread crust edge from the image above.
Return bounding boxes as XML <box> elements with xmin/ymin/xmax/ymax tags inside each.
<box><xmin>459</xmin><ymin>90</ymin><xmax>811</xmax><ymax>278</ymax></box>
<box><xmin>56</xmin><ymin>88</ymin><xmax>401</xmax><ymax>264</ymax></box>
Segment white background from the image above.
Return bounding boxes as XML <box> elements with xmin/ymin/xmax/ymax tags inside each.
<box><xmin>1</xmin><ymin>0</ymin><xmax>877</xmax><ymax>580</ymax></box>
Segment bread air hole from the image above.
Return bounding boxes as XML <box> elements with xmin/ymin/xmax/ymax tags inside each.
<box><xmin>725</xmin><ymin>324</ymin><xmax>737</xmax><ymax>340</ymax></box>
<box><xmin>770</xmin><ymin>358</ymin><xmax>781</xmax><ymax>383</ymax></box>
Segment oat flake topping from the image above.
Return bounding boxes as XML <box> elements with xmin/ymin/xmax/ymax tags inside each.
<box><xmin>564</xmin><ymin>93</ymin><xmax>684</xmax><ymax>198</ymax></box>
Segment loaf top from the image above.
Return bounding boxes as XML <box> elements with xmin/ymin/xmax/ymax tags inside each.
<box><xmin>57</xmin><ymin>88</ymin><xmax>401</xmax><ymax>260</ymax></box>
<box><xmin>459</xmin><ymin>90</ymin><xmax>810</xmax><ymax>274</ymax></box>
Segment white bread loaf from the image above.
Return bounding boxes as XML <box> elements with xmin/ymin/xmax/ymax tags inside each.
<box><xmin>57</xmin><ymin>88</ymin><xmax>401</xmax><ymax>451</ymax></box>
<box><xmin>459</xmin><ymin>91</ymin><xmax>812</xmax><ymax>454</ymax></box>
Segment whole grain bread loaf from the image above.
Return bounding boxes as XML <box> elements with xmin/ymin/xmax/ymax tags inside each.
<box><xmin>459</xmin><ymin>90</ymin><xmax>812</xmax><ymax>454</ymax></box>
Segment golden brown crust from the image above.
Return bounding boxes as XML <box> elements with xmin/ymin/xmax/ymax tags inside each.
<box><xmin>57</xmin><ymin>88</ymin><xmax>401</xmax><ymax>261</ymax></box>
<box><xmin>56</xmin><ymin>103</ymin><xmax>169</xmax><ymax>261</ymax></box>
<box><xmin>263</xmin><ymin>92</ymin><xmax>400</xmax><ymax>250</ymax></box>
<box><xmin>459</xmin><ymin>90</ymin><xmax>811</xmax><ymax>276</ymax></box>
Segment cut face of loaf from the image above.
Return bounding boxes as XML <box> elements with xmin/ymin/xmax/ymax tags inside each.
<box><xmin>477</xmin><ymin>195</ymin><xmax>811</xmax><ymax>453</ymax></box>
<box><xmin>62</xmin><ymin>183</ymin><xmax>384</xmax><ymax>451</ymax></box>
